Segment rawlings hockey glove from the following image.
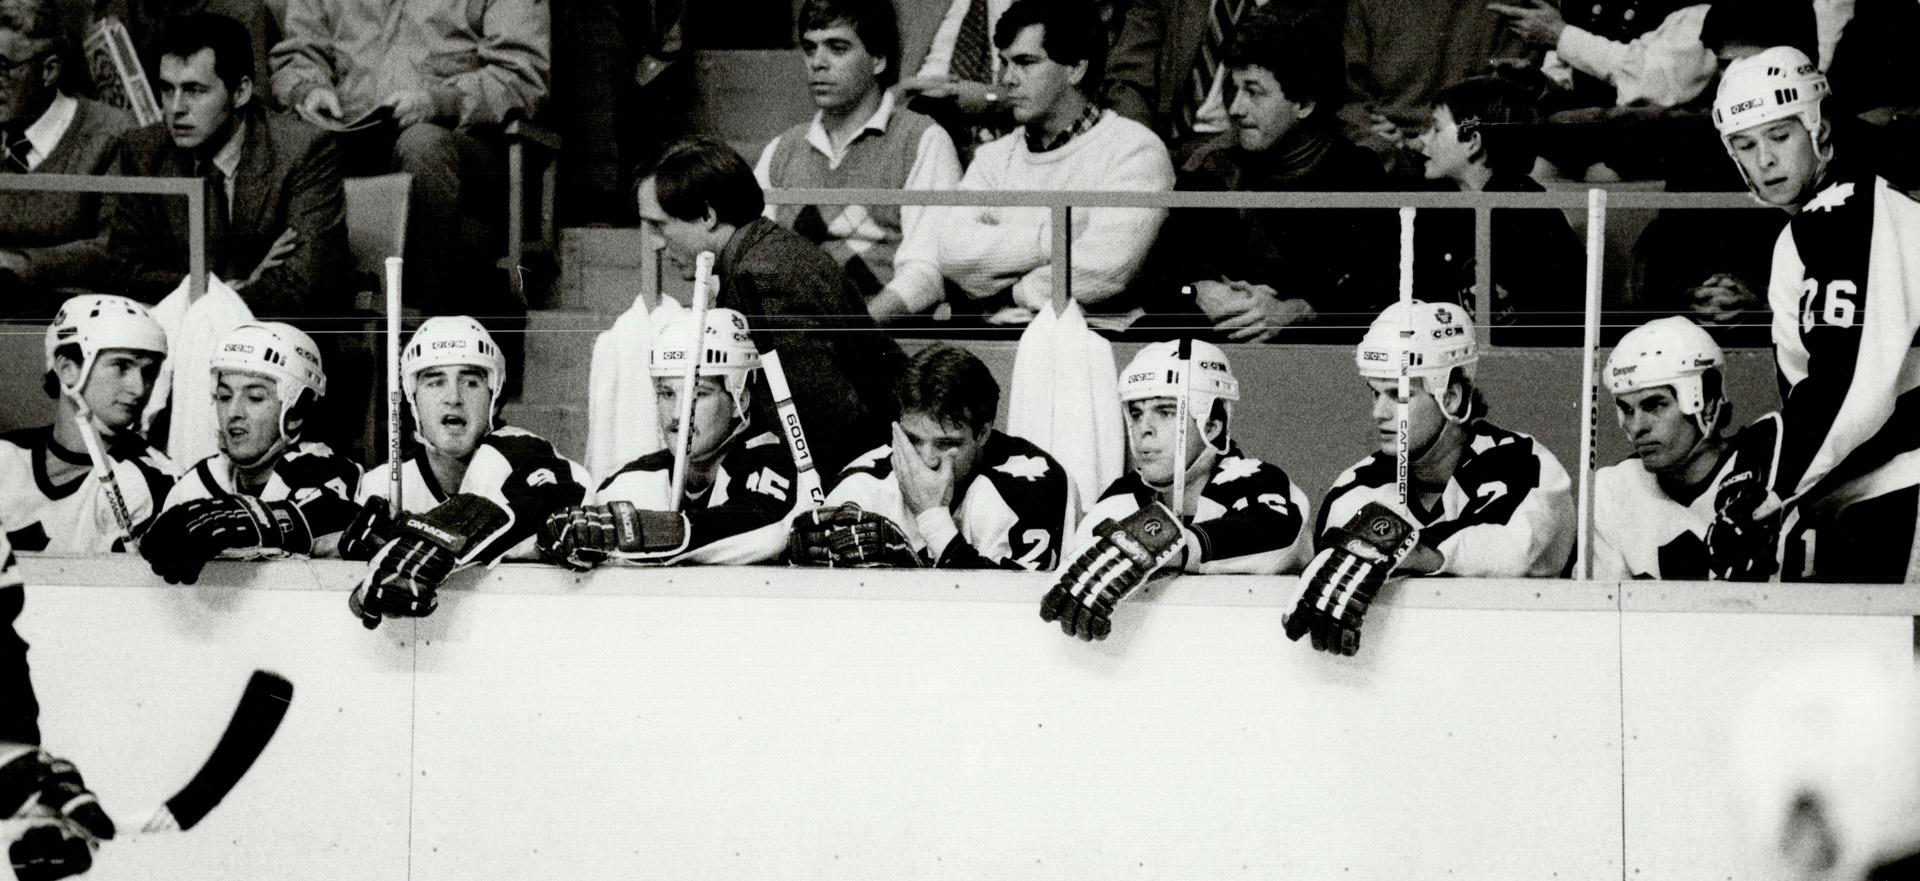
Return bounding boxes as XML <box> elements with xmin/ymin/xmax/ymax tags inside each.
<box><xmin>2</xmin><ymin>746</ymin><xmax>114</xmax><ymax>881</ymax></box>
<box><xmin>337</xmin><ymin>497</ymin><xmax>396</xmax><ymax>562</ymax></box>
<box><xmin>1040</xmin><ymin>501</ymin><xmax>1186</xmax><ymax>641</ymax></box>
<box><xmin>786</xmin><ymin>503</ymin><xmax>920</xmax><ymax>568</ymax></box>
<box><xmin>348</xmin><ymin>494</ymin><xmax>509</xmax><ymax>629</ymax></box>
<box><xmin>1285</xmin><ymin>502</ymin><xmax>1419</xmax><ymax>656</ymax></box>
<box><xmin>141</xmin><ymin>495</ymin><xmax>313</xmax><ymax>585</ymax></box>
<box><xmin>538</xmin><ymin>502</ymin><xmax>689</xmax><ymax>571</ymax></box>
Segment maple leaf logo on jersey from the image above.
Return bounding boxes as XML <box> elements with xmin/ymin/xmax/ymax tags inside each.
<box><xmin>1213</xmin><ymin>456</ymin><xmax>1262</xmax><ymax>484</ymax></box>
<box><xmin>993</xmin><ymin>455</ymin><xmax>1050</xmax><ymax>481</ymax></box>
<box><xmin>1803</xmin><ymin>182</ymin><xmax>1855</xmax><ymax>214</ymax></box>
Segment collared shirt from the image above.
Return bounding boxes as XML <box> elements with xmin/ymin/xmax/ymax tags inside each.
<box><xmin>803</xmin><ymin>91</ymin><xmax>898</xmax><ymax>168</ymax></box>
<box><xmin>206</xmin><ymin>119</ymin><xmax>244</xmax><ymax>212</ymax></box>
<box><xmin>1024</xmin><ymin>100</ymin><xmax>1103</xmax><ymax>154</ymax></box>
<box><xmin>18</xmin><ymin>93</ymin><xmax>77</xmax><ymax>171</ymax></box>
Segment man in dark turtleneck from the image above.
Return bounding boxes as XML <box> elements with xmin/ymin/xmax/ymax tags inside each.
<box><xmin>1168</xmin><ymin>8</ymin><xmax>1388</xmax><ymax>342</ymax></box>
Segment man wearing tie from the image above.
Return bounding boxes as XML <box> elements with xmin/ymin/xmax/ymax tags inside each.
<box><xmin>98</xmin><ymin>12</ymin><xmax>345</xmax><ymax>318</ymax></box>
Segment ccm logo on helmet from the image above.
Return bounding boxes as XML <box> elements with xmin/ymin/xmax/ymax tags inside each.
<box><xmin>430</xmin><ymin>341</ymin><xmax>468</xmax><ymax>350</ymax></box>
<box><xmin>1430</xmin><ymin>326</ymin><xmax>1466</xmax><ymax>339</ymax></box>
<box><xmin>1361</xmin><ymin>351</ymin><xmax>1389</xmax><ymax>362</ymax></box>
<box><xmin>1728</xmin><ymin>98</ymin><xmax>1763</xmax><ymax>114</ymax></box>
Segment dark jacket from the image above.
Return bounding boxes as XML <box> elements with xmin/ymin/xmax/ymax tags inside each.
<box><xmin>717</xmin><ymin>218</ymin><xmax>905</xmax><ymax>477</ymax></box>
<box><xmin>98</xmin><ymin>107</ymin><xmax>347</xmax><ymax>318</ymax></box>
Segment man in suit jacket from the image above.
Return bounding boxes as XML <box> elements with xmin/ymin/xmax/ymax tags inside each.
<box><xmin>100</xmin><ymin>12</ymin><xmax>345</xmax><ymax>319</ymax></box>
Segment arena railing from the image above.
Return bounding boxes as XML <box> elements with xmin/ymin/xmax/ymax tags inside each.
<box><xmin>0</xmin><ymin>173</ymin><xmax>215</xmax><ymax>298</ymax></box>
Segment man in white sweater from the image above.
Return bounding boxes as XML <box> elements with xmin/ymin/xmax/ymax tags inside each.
<box><xmin>870</xmin><ymin>0</ymin><xmax>1174</xmax><ymax>330</ymax></box>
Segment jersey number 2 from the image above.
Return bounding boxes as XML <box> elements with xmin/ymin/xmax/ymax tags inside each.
<box><xmin>1799</xmin><ymin>278</ymin><xmax>1859</xmax><ymax>331</ymax></box>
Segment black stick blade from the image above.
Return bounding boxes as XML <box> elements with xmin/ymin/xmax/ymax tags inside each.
<box><xmin>162</xmin><ymin>670</ymin><xmax>293</xmax><ymax>831</ymax></box>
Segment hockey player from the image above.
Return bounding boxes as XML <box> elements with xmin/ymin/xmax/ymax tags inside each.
<box><xmin>343</xmin><ymin>316</ymin><xmax>588</xmax><ymax>628</ymax></box>
<box><xmin>0</xmin><ymin>295</ymin><xmax>175</xmax><ymax>554</ymax></box>
<box><xmin>2</xmin><ymin>534</ymin><xmax>118</xmax><ymax>881</ymax></box>
<box><xmin>1706</xmin><ymin>46</ymin><xmax>1920</xmax><ymax>583</ymax></box>
<box><xmin>1593</xmin><ymin>317</ymin><xmax>1752</xmax><ymax>580</ymax></box>
<box><xmin>538</xmin><ymin>308</ymin><xmax>800</xmax><ymax>567</ymax></box>
<box><xmin>791</xmin><ymin>344</ymin><xmax>1074</xmax><ymax>570</ymax></box>
<box><xmin>1039</xmin><ymin>340</ymin><xmax>1314</xmax><ymax>641</ymax></box>
<box><xmin>138</xmin><ymin>322</ymin><xmax>363</xmax><ymax>584</ymax></box>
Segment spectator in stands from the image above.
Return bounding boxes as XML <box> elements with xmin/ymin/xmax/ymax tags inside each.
<box><xmin>875</xmin><ymin>0</ymin><xmax>1174</xmax><ymax>330</ymax></box>
<box><xmin>755</xmin><ymin>0</ymin><xmax>962</xmax><ymax>305</ymax></box>
<box><xmin>637</xmin><ymin>136</ymin><xmax>904</xmax><ymax>476</ymax></box>
<box><xmin>1166</xmin><ymin>7</ymin><xmax>1387</xmax><ymax>342</ymax></box>
<box><xmin>1827</xmin><ymin>0</ymin><xmax>1920</xmax><ymax>124</ymax></box>
<box><xmin>898</xmin><ymin>0</ymin><xmax>1014</xmax><ymax>161</ymax></box>
<box><xmin>1407</xmin><ymin>74</ymin><xmax>1582</xmax><ymax>341</ymax></box>
<box><xmin>0</xmin><ymin>0</ymin><xmax>133</xmax><ymax>312</ymax></box>
<box><xmin>270</xmin><ymin>0</ymin><xmax>549</xmax><ymax>318</ymax></box>
<box><xmin>1341</xmin><ymin>0</ymin><xmax>1527</xmax><ymax>172</ymax></box>
<box><xmin>98</xmin><ymin>0</ymin><xmax>281</xmax><ymax>111</ymax></box>
<box><xmin>101</xmin><ymin>12</ymin><xmax>347</xmax><ymax>318</ymax></box>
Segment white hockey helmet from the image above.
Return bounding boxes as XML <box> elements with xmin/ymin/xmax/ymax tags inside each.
<box><xmin>1712</xmin><ymin>46</ymin><xmax>1829</xmax><ymax>141</ymax></box>
<box><xmin>1356</xmin><ymin>300</ymin><xmax>1478</xmax><ymax>423</ymax></box>
<box><xmin>44</xmin><ymin>294</ymin><xmax>168</xmax><ymax>395</ymax></box>
<box><xmin>1606</xmin><ymin>317</ymin><xmax>1725</xmax><ymax>433</ymax></box>
<box><xmin>401</xmin><ymin>315</ymin><xmax>507</xmax><ymax>436</ymax></box>
<box><xmin>1120</xmin><ymin>339</ymin><xmax>1240</xmax><ymax>454</ymax></box>
<box><xmin>649</xmin><ymin>307</ymin><xmax>761</xmax><ymax>422</ymax></box>
<box><xmin>210</xmin><ymin>322</ymin><xmax>327</xmax><ymax>442</ymax></box>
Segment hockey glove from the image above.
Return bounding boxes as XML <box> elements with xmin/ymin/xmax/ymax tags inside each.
<box><xmin>338</xmin><ymin>497</ymin><xmax>396</xmax><ymax>562</ymax></box>
<box><xmin>140</xmin><ymin>496</ymin><xmax>313</xmax><ymax>585</ymax></box>
<box><xmin>1706</xmin><ymin>469</ymin><xmax>1782</xmax><ymax>581</ymax></box>
<box><xmin>1285</xmin><ymin>502</ymin><xmax>1419</xmax><ymax>656</ymax></box>
<box><xmin>787</xmin><ymin>503</ymin><xmax>920</xmax><ymax>568</ymax></box>
<box><xmin>1040</xmin><ymin>501</ymin><xmax>1186</xmax><ymax>641</ymax></box>
<box><xmin>538</xmin><ymin>502</ymin><xmax>689</xmax><ymax>570</ymax></box>
<box><xmin>3</xmin><ymin>747</ymin><xmax>113</xmax><ymax>881</ymax></box>
<box><xmin>348</xmin><ymin>494</ymin><xmax>509</xmax><ymax>629</ymax></box>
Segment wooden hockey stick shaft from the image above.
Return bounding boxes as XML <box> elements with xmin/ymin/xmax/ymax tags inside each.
<box><xmin>1575</xmin><ymin>188</ymin><xmax>1607</xmax><ymax>580</ymax></box>
<box><xmin>1172</xmin><ymin>337</ymin><xmax>1193</xmax><ymax>521</ymax></box>
<box><xmin>384</xmin><ymin>256</ymin><xmax>403</xmax><ymax>512</ymax></box>
<box><xmin>667</xmin><ymin>251</ymin><xmax>715</xmax><ymax>512</ymax></box>
<box><xmin>64</xmin><ymin>388</ymin><xmax>137</xmax><ymax>550</ymax></box>
<box><xmin>1397</xmin><ymin>207</ymin><xmax>1415</xmax><ymax>513</ymax></box>
<box><xmin>760</xmin><ymin>351</ymin><xmax>824</xmax><ymax>509</ymax></box>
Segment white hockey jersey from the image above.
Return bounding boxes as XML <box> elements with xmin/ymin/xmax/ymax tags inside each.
<box><xmin>162</xmin><ymin>441</ymin><xmax>364</xmax><ymax>559</ymax></box>
<box><xmin>1072</xmin><ymin>443</ymin><xmax>1314</xmax><ymax>576</ymax></box>
<box><xmin>827</xmin><ymin>431</ymin><xmax>1076</xmax><ymax>570</ymax></box>
<box><xmin>596</xmin><ymin>431</ymin><xmax>800</xmax><ymax>565</ymax></box>
<box><xmin>358</xmin><ymin>427</ymin><xmax>592</xmax><ymax>565</ymax></box>
<box><xmin>1592</xmin><ymin>453</ymin><xmax>1736</xmax><ymax>580</ymax></box>
<box><xmin>0</xmin><ymin>426</ymin><xmax>177</xmax><ymax>554</ymax></box>
<box><xmin>1320</xmin><ymin>420</ymin><xmax>1575</xmax><ymax>578</ymax></box>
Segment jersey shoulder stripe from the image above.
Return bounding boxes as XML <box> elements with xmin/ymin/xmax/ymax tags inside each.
<box><xmin>598</xmin><ymin>448</ymin><xmax>675</xmax><ymax>492</ymax></box>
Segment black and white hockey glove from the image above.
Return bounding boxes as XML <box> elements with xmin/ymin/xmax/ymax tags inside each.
<box><xmin>1040</xmin><ymin>501</ymin><xmax>1186</xmax><ymax>641</ymax></box>
<box><xmin>787</xmin><ymin>503</ymin><xmax>920</xmax><ymax>568</ymax></box>
<box><xmin>348</xmin><ymin>494</ymin><xmax>509</xmax><ymax>629</ymax></box>
<box><xmin>1706</xmin><ymin>470</ymin><xmax>1782</xmax><ymax>582</ymax></box>
<box><xmin>1285</xmin><ymin>502</ymin><xmax>1419</xmax><ymax>656</ymax></box>
<box><xmin>338</xmin><ymin>497</ymin><xmax>396</xmax><ymax>562</ymax></box>
<box><xmin>2</xmin><ymin>745</ymin><xmax>114</xmax><ymax>881</ymax></box>
<box><xmin>538</xmin><ymin>502</ymin><xmax>689</xmax><ymax>571</ymax></box>
<box><xmin>140</xmin><ymin>495</ymin><xmax>312</xmax><ymax>584</ymax></box>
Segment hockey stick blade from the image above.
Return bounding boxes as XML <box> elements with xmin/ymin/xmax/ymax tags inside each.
<box><xmin>144</xmin><ymin>670</ymin><xmax>293</xmax><ymax>832</ymax></box>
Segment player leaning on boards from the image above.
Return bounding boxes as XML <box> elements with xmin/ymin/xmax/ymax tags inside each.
<box><xmin>1286</xmin><ymin>301</ymin><xmax>1575</xmax><ymax>653</ymax></box>
<box><xmin>1041</xmin><ymin>340</ymin><xmax>1315</xmax><ymax>641</ymax></box>
<box><xmin>1704</xmin><ymin>46</ymin><xmax>1920</xmax><ymax>583</ymax></box>
<box><xmin>1</xmin><ymin>534</ymin><xmax>117</xmax><ymax>881</ymax></box>
<box><xmin>1593</xmin><ymin>317</ymin><xmax>1782</xmax><ymax>580</ymax></box>
<box><xmin>539</xmin><ymin>308</ymin><xmax>800</xmax><ymax>567</ymax></box>
<box><xmin>139</xmin><ymin>323</ymin><xmax>362</xmax><ymax>585</ymax></box>
<box><xmin>343</xmin><ymin>317</ymin><xmax>588</xmax><ymax>628</ymax></box>
<box><xmin>0</xmin><ymin>296</ymin><xmax>175</xmax><ymax>554</ymax></box>
<box><xmin>791</xmin><ymin>344</ymin><xmax>1074</xmax><ymax>570</ymax></box>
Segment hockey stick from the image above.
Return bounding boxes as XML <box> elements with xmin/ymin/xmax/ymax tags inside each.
<box><xmin>1574</xmin><ymin>188</ymin><xmax>1606</xmax><ymax>580</ymax></box>
<box><xmin>760</xmin><ymin>350</ymin><xmax>825</xmax><ymax>509</ymax></box>
<box><xmin>384</xmin><ymin>256</ymin><xmax>404</xmax><ymax>513</ymax></box>
<box><xmin>1397</xmin><ymin>206</ymin><xmax>1415</xmax><ymax>513</ymax></box>
<box><xmin>1171</xmin><ymin>337</ymin><xmax>1194</xmax><ymax>521</ymax></box>
<box><xmin>139</xmin><ymin>670</ymin><xmax>293</xmax><ymax>833</ymax></box>
<box><xmin>667</xmin><ymin>251</ymin><xmax>715</xmax><ymax>512</ymax></box>
<box><xmin>64</xmin><ymin>395</ymin><xmax>138</xmax><ymax>552</ymax></box>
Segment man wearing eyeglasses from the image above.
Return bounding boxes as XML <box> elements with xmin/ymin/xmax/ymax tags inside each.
<box><xmin>0</xmin><ymin>0</ymin><xmax>134</xmax><ymax>312</ymax></box>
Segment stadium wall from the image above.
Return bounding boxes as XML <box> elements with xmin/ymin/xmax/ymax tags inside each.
<box><xmin>15</xmin><ymin>555</ymin><xmax>1911</xmax><ymax>880</ymax></box>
